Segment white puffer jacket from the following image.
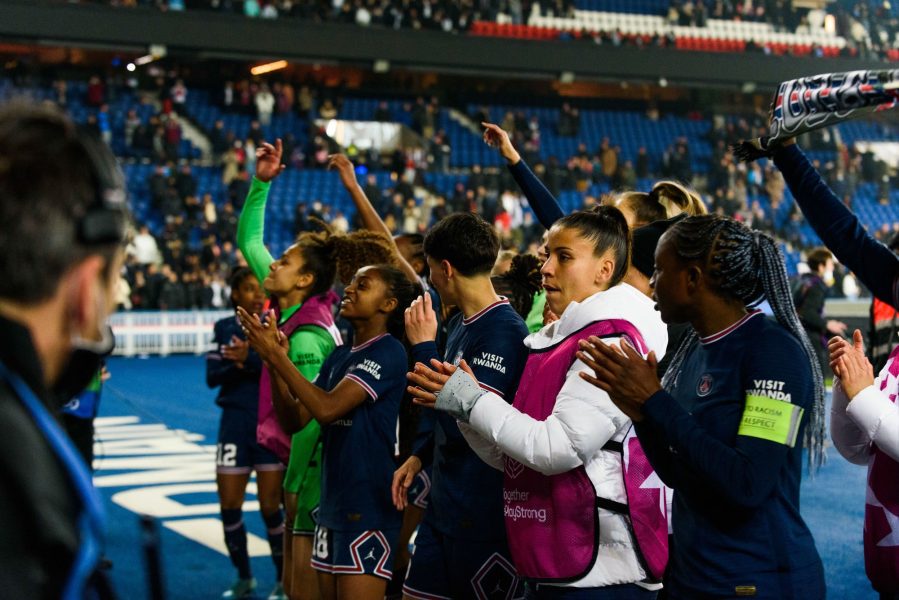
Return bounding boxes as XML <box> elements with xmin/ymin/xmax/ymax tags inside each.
<box><xmin>458</xmin><ymin>283</ymin><xmax>668</xmax><ymax>588</ymax></box>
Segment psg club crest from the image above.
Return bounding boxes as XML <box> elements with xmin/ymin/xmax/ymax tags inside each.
<box><xmin>697</xmin><ymin>374</ymin><xmax>714</xmax><ymax>397</ymax></box>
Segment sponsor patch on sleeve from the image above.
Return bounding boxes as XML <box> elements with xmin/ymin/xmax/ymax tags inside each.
<box><xmin>737</xmin><ymin>394</ymin><xmax>803</xmax><ymax>447</ymax></box>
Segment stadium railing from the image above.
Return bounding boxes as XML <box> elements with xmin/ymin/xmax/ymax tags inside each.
<box><xmin>110</xmin><ymin>310</ymin><xmax>232</xmax><ymax>357</ymax></box>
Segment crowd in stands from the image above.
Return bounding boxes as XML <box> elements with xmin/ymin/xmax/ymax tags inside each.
<box><xmin>15</xmin><ymin>71</ymin><xmax>888</xmax><ymax>311</ymax></box>
<box><xmin>77</xmin><ymin>0</ymin><xmax>899</xmax><ymax>61</ymax></box>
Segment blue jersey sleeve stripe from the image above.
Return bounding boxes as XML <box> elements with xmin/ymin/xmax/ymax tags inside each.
<box><xmin>344</xmin><ymin>373</ymin><xmax>378</xmax><ymax>401</ymax></box>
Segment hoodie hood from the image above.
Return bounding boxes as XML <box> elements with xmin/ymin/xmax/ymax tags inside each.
<box><xmin>526</xmin><ymin>283</ymin><xmax>668</xmax><ymax>359</ymax></box>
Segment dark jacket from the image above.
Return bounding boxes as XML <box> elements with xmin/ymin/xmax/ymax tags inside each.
<box><xmin>0</xmin><ymin>314</ymin><xmax>84</xmax><ymax>598</ymax></box>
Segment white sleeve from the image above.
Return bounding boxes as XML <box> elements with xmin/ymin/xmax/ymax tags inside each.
<box><xmin>467</xmin><ymin>355</ymin><xmax>629</xmax><ymax>476</ymax></box>
<box><xmin>458</xmin><ymin>422</ymin><xmax>505</xmax><ymax>471</ymax></box>
<box><xmin>846</xmin><ymin>382</ymin><xmax>899</xmax><ymax>464</ymax></box>
<box><xmin>830</xmin><ymin>378</ymin><xmax>872</xmax><ymax>465</ymax></box>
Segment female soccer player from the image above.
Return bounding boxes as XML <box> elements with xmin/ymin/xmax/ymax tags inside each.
<box><xmin>207</xmin><ymin>267</ymin><xmax>286</xmax><ymax>599</ymax></box>
<box><xmin>239</xmin><ymin>264</ymin><xmax>418</xmax><ymax>600</ymax></box>
<box><xmin>407</xmin><ymin>207</ymin><xmax>669</xmax><ymax>598</ymax></box>
<box><xmin>771</xmin><ymin>138</ymin><xmax>899</xmax><ymax>598</ymax></box>
<box><xmin>238</xmin><ymin>139</ymin><xmax>393</xmax><ymax>600</ymax></box>
<box><xmin>576</xmin><ymin>215</ymin><xmax>826</xmax><ymax>599</ymax></box>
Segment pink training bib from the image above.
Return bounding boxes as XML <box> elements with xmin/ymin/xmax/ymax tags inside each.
<box><xmin>864</xmin><ymin>344</ymin><xmax>899</xmax><ymax>592</ymax></box>
<box><xmin>503</xmin><ymin>319</ymin><xmax>668</xmax><ymax>582</ymax></box>
<box><xmin>257</xmin><ymin>291</ymin><xmax>341</xmax><ymax>463</ymax></box>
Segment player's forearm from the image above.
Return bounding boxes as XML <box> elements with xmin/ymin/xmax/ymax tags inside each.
<box><xmin>269</xmin><ymin>368</ymin><xmax>306</xmax><ymax>434</ymax></box>
<box><xmin>236</xmin><ymin>177</ymin><xmax>275</xmax><ymax>284</ymax></box>
<box><xmin>270</xmin><ymin>350</ymin><xmax>342</xmax><ymax>424</ymax></box>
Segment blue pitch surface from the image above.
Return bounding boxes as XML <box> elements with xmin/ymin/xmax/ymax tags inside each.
<box><xmin>97</xmin><ymin>356</ymin><xmax>876</xmax><ymax>599</ymax></box>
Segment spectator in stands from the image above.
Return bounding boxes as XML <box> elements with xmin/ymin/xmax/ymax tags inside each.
<box><xmin>222</xmin><ymin>141</ymin><xmax>244</xmax><ymax>186</ymax></box>
<box><xmin>175</xmin><ymin>164</ymin><xmax>197</xmax><ymax>200</ymax></box>
<box><xmin>202</xmin><ymin>194</ymin><xmax>217</xmax><ymax>226</ymax></box>
<box><xmin>124</xmin><ymin>108</ymin><xmax>140</xmax><ymax>148</ymax></box>
<box><xmin>209</xmin><ymin>119</ymin><xmax>229</xmax><ymax>161</ymax></box>
<box><xmin>229</xmin><ymin>168</ymin><xmax>251</xmax><ymax>209</ymax></box>
<box><xmin>130</xmin><ymin>224</ymin><xmax>162</xmax><ymax>267</ymax></box>
<box><xmin>131</xmin><ymin>120</ymin><xmax>153</xmax><ymax>158</ymax></box>
<box><xmin>319</xmin><ymin>98</ymin><xmax>338</xmax><ymax>119</ymax></box>
<box><xmin>83</xmin><ymin>114</ymin><xmax>101</xmax><ymax>140</ymax></box>
<box><xmin>130</xmin><ymin>269</ymin><xmax>148</xmax><ymax>310</ymax></box>
<box><xmin>374</xmin><ymin>101</ymin><xmax>391</xmax><ymax>122</ymax></box>
<box><xmin>87</xmin><ymin>74</ymin><xmax>105</xmax><ymax>107</ymax></box>
<box><xmin>244</xmin><ymin>0</ymin><xmax>261</xmax><ymax>17</ymax></box>
<box><xmin>148</xmin><ymin>164</ymin><xmax>168</xmax><ymax>209</ymax></box>
<box><xmin>247</xmin><ymin>120</ymin><xmax>264</xmax><ymax>146</ymax></box>
<box><xmin>276</xmin><ymin>82</ymin><xmax>294</xmax><ymax>114</ymax></box>
<box><xmin>163</xmin><ymin>117</ymin><xmax>182</xmax><ymax>160</ymax></box>
<box><xmin>219</xmin><ymin>203</ymin><xmax>239</xmax><ymax>244</ymax></box>
<box><xmin>297</xmin><ymin>85</ymin><xmax>314</xmax><ymax>119</ymax></box>
<box><xmin>598</xmin><ymin>138</ymin><xmax>618</xmax><ymax>184</ymax></box>
<box><xmin>261</xmin><ymin>1</ymin><xmax>278</xmax><ymax>18</ymax></box>
<box><xmin>793</xmin><ymin>247</ymin><xmax>848</xmax><ymax>375</ymax></box>
<box><xmin>159</xmin><ymin>266</ymin><xmax>188</xmax><ymax>310</ymax></box>
<box><xmin>161</xmin><ymin>179</ymin><xmax>184</xmax><ymax>219</ymax></box>
<box><xmin>255</xmin><ymin>83</ymin><xmax>275</xmax><ymax>126</ymax></box>
<box><xmin>52</xmin><ymin>78</ymin><xmax>67</xmax><ymax>106</ymax></box>
<box><xmin>635</xmin><ymin>146</ymin><xmax>650</xmax><ymax>179</ymax></box>
<box><xmin>170</xmin><ymin>79</ymin><xmax>187</xmax><ymax>114</ymax></box>
<box><xmin>222</xmin><ymin>80</ymin><xmax>235</xmax><ymax>111</ymax></box>
<box><xmin>558</xmin><ymin>103</ymin><xmax>578</xmax><ymax>136</ymax></box>
<box><xmin>331</xmin><ymin>210</ymin><xmax>350</xmax><ymax>233</ymax></box>
<box><xmin>617</xmin><ymin>159</ymin><xmax>637</xmax><ymax>190</ymax></box>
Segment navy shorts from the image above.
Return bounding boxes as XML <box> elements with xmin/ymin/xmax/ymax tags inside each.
<box><xmin>310</xmin><ymin>524</ymin><xmax>400</xmax><ymax>581</ymax></box>
<box><xmin>407</xmin><ymin>468</ymin><xmax>431</xmax><ymax>510</ymax></box>
<box><xmin>216</xmin><ymin>407</ymin><xmax>284</xmax><ymax>475</ymax></box>
<box><xmin>403</xmin><ymin>520</ymin><xmax>522</xmax><ymax>600</ymax></box>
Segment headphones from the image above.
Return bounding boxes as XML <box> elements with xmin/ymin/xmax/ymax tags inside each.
<box><xmin>74</xmin><ymin>128</ymin><xmax>128</xmax><ymax>246</ymax></box>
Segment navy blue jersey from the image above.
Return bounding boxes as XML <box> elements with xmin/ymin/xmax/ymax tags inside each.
<box><xmin>412</xmin><ymin>299</ymin><xmax>529</xmax><ymax>541</ymax></box>
<box><xmin>637</xmin><ymin>312</ymin><xmax>823</xmax><ymax>598</ymax></box>
<box><xmin>316</xmin><ymin>333</ymin><xmax>407</xmax><ymax>532</ymax></box>
<box><xmin>206</xmin><ymin>316</ymin><xmax>263</xmax><ymax>411</ymax></box>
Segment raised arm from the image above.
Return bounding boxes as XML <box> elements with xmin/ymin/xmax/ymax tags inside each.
<box><xmin>482</xmin><ymin>122</ymin><xmax>564</xmax><ymax>228</ymax></box>
<box><xmin>328</xmin><ymin>154</ymin><xmax>419</xmax><ymax>284</ymax></box>
<box><xmin>237</xmin><ymin>140</ymin><xmax>285</xmax><ymax>284</ymax></box>
<box><xmin>773</xmin><ymin>142</ymin><xmax>899</xmax><ymax>308</ymax></box>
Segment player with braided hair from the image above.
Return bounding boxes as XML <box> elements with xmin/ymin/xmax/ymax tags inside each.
<box><xmin>656</xmin><ymin>216</ymin><xmax>825</xmax><ymax>439</ymax></box>
<box><xmin>576</xmin><ymin>214</ymin><xmax>825</xmax><ymax>599</ymax></box>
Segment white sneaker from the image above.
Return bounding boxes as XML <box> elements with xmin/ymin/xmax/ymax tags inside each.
<box><xmin>222</xmin><ymin>577</ymin><xmax>257</xmax><ymax>599</ymax></box>
<box><xmin>267</xmin><ymin>582</ymin><xmax>287</xmax><ymax>600</ymax></box>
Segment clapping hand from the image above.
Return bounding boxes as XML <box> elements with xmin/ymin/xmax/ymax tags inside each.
<box><xmin>404</xmin><ymin>294</ymin><xmax>438</xmax><ymax>345</ymax></box>
<box><xmin>406</xmin><ymin>359</ymin><xmax>477</xmax><ymax>408</ymax></box>
<box><xmin>221</xmin><ymin>335</ymin><xmax>250</xmax><ymax>367</ymax></box>
<box><xmin>829</xmin><ymin>329</ymin><xmax>874</xmax><ymax>400</ymax></box>
<box><xmin>236</xmin><ymin>306</ymin><xmax>287</xmax><ymax>364</ymax></box>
